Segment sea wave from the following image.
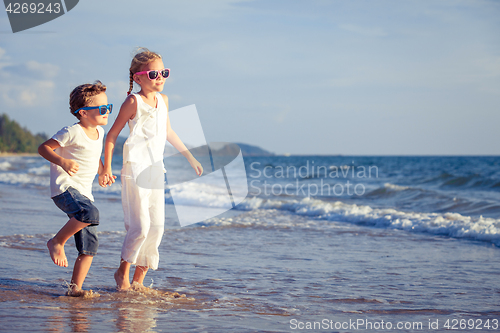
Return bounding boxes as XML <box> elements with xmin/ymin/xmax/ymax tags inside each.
<box><xmin>0</xmin><ymin>172</ymin><xmax>49</xmax><ymax>187</ymax></box>
<box><xmin>422</xmin><ymin>172</ymin><xmax>500</xmax><ymax>191</ymax></box>
<box><xmin>364</xmin><ymin>183</ymin><xmax>412</xmax><ymax>198</ymax></box>
<box><xmin>235</xmin><ymin>196</ymin><xmax>500</xmax><ymax>245</ymax></box>
<box><xmin>154</xmin><ymin>180</ymin><xmax>500</xmax><ymax>245</ymax></box>
<box><xmin>2</xmin><ymin>156</ymin><xmax>500</xmax><ymax>245</ymax></box>
<box><xmin>28</xmin><ymin>165</ymin><xmax>50</xmax><ymax>176</ymax></box>
<box><xmin>0</xmin><ymin>161</ymin><xmax>12</xmax><ymax>171</ymax></box>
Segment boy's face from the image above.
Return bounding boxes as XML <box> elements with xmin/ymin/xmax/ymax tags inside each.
<box><xmin>80</xmin><ymin>92</ymin><xmax>109</xmax><ymax>126</ymax></box>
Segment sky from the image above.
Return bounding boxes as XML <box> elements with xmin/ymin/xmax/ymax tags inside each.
<box><xmin>0</xmin><ymin>0</ymin><xmax>499</xmax><ymax>155</ymax></box>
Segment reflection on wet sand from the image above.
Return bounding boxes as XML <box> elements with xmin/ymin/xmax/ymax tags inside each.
<box><xmin>112</xmin><ymin>287</ymin><xmax>191</xmax><ymax>333</ymax></box>
<box><xmin>46</xmin><ymin>313</ymin><xmax>65</xmax><ymax>333</ymax></box>
<box><xmin>0</xmin><ymin>281</ymin><xmax>198</xmax><ymax>333</ymax></box>
<box><xmin>67</xmin><ymin>302</ymin><xmax>91</xmax><ymax>333</ymax></box>
<box><xmin>115</xmin><ymin>304</ymin><xmax>158</xmax><ymax>333</ymax></box>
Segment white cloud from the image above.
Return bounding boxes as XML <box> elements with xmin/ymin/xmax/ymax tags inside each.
<box><xmin>1</xmin><ymin>80</ymin><xmax>55</xmax><ymax>107</ymax></box>
<box><xmin>104</xmin><ymin>80</ymin><xmax>129</xmax><ymax>102</ymax></box>
<box><xmin>25</xmin><ymin>60</ymin><xmax>59</xmax><ymax>79</ymax></box>
<box><xmin>0</xmin><ymin>50</ymin><xmax>58</xmax><ymax>108</ymax></box>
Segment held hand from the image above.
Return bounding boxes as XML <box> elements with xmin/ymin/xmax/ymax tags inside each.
<box><xmin>98</xmin><ymin>173</ymin><xmax>116</xmax><ymax>187</ymax></box>
<box><xmin>61</xmin><ymin>158</ymin><xmax>79</xmax><ymax>176</ymax></box>
<box><xmin>189</xmin><ymin>158</ymin><xmax>203</xmax><ymax>176</ymax></box>
<box><xmin>98</xmin><ymin>173</ymin><xmax>108</xmax><ymax>188</ymax></box>
<box><xmin>99</xmin><ymin>167</ymin><xmax>117</xmax><ymax>187</ymax></box>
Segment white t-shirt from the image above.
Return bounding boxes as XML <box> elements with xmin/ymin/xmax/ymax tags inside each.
<box><xmin>50</xmin><ymin>123</ymin><xmax>104</xmax><ymax>201</ymax></box>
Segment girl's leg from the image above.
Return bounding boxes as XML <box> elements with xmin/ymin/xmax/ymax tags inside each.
<box><xmin>68</xmin><ymin>254</ymin><xmax>94</xmax><ymax>297</ymax></box>
<box><xmin>114</xmin><ymin>259</ymin><xmax>132</xmax><ymax>291</ymax></box>
<box><xmin>131</xmin><ymin>186</ymin><xmax>164</xmax><ymax>289</ymax></box>
<box><xmin>132</xmin><ymin>265</ymin><xmax>149</xmax><ymax>286</ymax></box>
<box><xmin>47</xmin><ymin>217</ymin><xmax>90</xmax><ymax>267</ymax></box>
<box><xmin>121</xmin><ymin>174</ymin><xmax>151</xmax><ymax>267</ymax></box>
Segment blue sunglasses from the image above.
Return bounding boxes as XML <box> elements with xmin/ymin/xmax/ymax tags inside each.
<box><xmin>74</xmin><ymin>104</ymin><xmax>113</xmax><ymax>115</ymax></box>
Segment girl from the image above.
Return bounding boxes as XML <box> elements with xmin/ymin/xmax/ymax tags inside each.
<box><xmin>104</xmin><ymin>48</ymin><xmax>203</xmax><ymax>290</ymax></box>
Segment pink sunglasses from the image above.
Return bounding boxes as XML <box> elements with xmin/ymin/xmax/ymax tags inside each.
<box><xmin>134</xmin><ymin>68</ymin><xmax>170</xmax><ymax>80</ymax></box>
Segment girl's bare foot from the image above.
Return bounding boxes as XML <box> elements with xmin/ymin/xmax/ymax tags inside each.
<box><xmin>130</xmin><ymin>281</ymin><xmax>150</xmax><ymax>292</ymax></box>
<box><xmin>66</xmin><ymin>288</ymin><xmax>98</xmax><ymax>298</ymax></box>
<box><xmin>47</xmin><ymin>238</ymin><xmax>68</xmax><ymax>267</ymax></box>
<box><xmin>114</xmin><ymin>270</ymin><xmax>131</xmax><ymax>291</ymax></box>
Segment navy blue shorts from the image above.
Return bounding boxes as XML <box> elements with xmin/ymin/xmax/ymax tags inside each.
<box><xmin>52</xmin><ymin>187</ymin><xmax>99</xmax><ymax>256</ymax></box>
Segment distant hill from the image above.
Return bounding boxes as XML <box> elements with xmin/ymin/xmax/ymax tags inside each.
<box><xmin>182</xmin><ymin>142</ymin><xmax>274</xmax><ymax>159</ymax></box>
<box><xmin>112</xmin><ymin>137</ymin><xmax>273</xmax><ymax>157</ymax></box>
<box><xmin>234</xmin><ymin>143</ymin><xmax>274</xmax><ymax>156</ymax></box>
<box><xmin>172</xmin><ymin>142</ymin><xmax>274</xmax><ymax>157</ymax></box>
<box><xmin>0</xmin><ymin>114</ymin><xmax>48</xmax><ymax>153</ymax></box>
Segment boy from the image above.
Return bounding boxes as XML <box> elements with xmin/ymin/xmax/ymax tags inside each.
<box><xmin>38</xmin><ymin>81</ymin><xmax>115</xmax><ymax>297</ymax></box>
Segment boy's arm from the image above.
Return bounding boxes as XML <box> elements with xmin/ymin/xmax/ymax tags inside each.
<box><xmin>38</xmin><ymin>139</ymin><xmax>79</xmax><ymax>176</ymax></box>
<box><xmin>162</xmin><ymin>94</ymin><xmax>203</xmax><ymax>176</ymax></box>
<box><xmin>98</xmin><ymin>158</ymin><xmax>104</xmax><ymax>175</ymax></box>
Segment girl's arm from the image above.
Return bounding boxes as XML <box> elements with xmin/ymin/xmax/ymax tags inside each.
<box><xmin>162</xmin><ymin>94</ymin><xmax>203</xmax><ymax>176</ymax></box>
<box><xmin>103</xmin><ymin>95</ymin><xmax>137</xmax><ymax>184</ymax></box>
<box><xmin>38</xmin><ymin>139</ymin><xmax>79</xmax><ymax>176</ymax></box>
<box><xmin>97</xmin><ymin>159</ymin><xmax>109</xmax><ymax>187</ymax></box>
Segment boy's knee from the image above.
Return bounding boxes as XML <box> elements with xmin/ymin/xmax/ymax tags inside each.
<box><xmin>77</xmin><ymin>253</ymin><xmax>94</xmax><ymax>258</ymax></box>
<box><xmin>73</xmin><ymin>204</ymin><xmax>99</xmax><ymax>225</ymax></box>
<box><xmin>75</xmin><ymin>226</ymin><xmax>99</xmax><ymax>256</ymax></box>
<box><xmin>87</xmin><ymin>205</ymin><xmax>99</xmax><ymax>223</ymax></box>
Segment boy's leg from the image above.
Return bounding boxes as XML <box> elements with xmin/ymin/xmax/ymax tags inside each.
<box><xmin>47</xmin><ymin>217</ymin><xmax>90</xmax><ymax>267</ymax></box>
<box><xmin>68</xmin><ymin>254</ymin><xmax>93</xmax><ymax>297</ymax></box>
<box><xmin>115</xmin><ymin>259</ymin><xmax>131</xmax><ymax>291</ymax></box>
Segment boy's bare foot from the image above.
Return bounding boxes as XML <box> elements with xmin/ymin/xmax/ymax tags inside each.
<box><xmin>47</xmin><ymin>238</ymin><xmax>68</xmax><ymax>267</ymax></box>
<box><xmin>114</xmin><ymin>270</ymin><xmax>130</xmax><ymax>291</ymax></box>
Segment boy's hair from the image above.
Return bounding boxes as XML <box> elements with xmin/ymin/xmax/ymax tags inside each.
<box><xmin>70</xmin><ymin>81</ymin><xmax>107</xmax><ymax>119</ymax></box>
<box><xmin>128</xmin><ymin>47</ymin><xmax>162</xmax><ymax>95</ymax></box>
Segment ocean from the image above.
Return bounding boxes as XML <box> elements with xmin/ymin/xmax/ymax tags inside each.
<box><xmin>0</xmin><ymin>154</ymin><xmax>499</xmax><ymax>332</ymax></box>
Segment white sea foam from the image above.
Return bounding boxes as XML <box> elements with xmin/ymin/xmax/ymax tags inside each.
<box><xmin>28</xmin><ymin>165</ymin><xmax>50</xmax><ymax>175</ymax></box>
<box><xmin>0</xmin><ymin>161</ymin><xmax>11</xmax><ymax>171</ymax></box>
<box><xmin>161</xmin><ymin>182</ymin><xmax>500</xmax><ymax>245</ymax></box>
<box><xmin>383</xmin><ymin>183</ymin><xmax>409</xmax><ymax>191</ymax></box>
<box><xmin>0</xmin><ymin>172</ymin><xmax>49</xmax><ymax>187</ymax></box>
<box><xmin>166</xmin><ymin>181</ymin><xmax>233</xmax><ymax>208</ymax></box>
<box><xmin>236</xmin><ymin>196</ymin><xmax>500</xmax><ymax>245</ymax></box>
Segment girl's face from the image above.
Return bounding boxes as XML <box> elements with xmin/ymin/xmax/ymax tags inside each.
<box><xmin>134</xmin><ymin>59</ymin><xmax>166</xmax><ymax>93</ymax></box>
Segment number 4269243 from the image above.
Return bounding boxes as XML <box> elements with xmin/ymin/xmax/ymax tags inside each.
<box><xmin>5</xmin><ymin>3</ymin><xmax>61</xmax><ymax>14</ymax></box>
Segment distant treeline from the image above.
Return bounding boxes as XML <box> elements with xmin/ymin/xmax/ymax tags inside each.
<box><xmin>0</xmin><ymin>114</ymin><xmax>48</xmax><ymax>153</ymax></box>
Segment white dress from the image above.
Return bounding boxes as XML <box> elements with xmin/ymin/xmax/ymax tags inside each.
<box><xmin>120</xmin><ymin>92</ymin><xmax>167</xmax><ymax>270</ymax></box>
